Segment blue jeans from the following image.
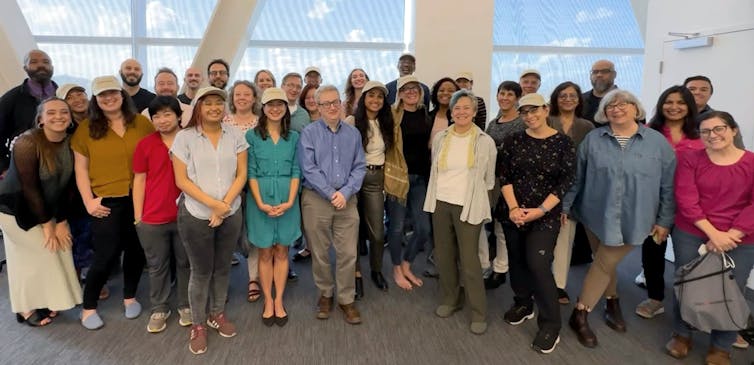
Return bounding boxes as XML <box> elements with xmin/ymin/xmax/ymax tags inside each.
<box><xmin>386</xmin><ymin>174</ymin><xmax>431</xmax><ymax>266</ymax></box>
<box><xmin>671</xmin><ymin>227</ymin><xmax>754</xmax><ymax>351</ymax></box>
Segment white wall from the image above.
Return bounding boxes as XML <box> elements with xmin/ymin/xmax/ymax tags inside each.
<box><xmin>0</xmin><ymin>1</ymin><xmax>36</xmax><ymax>91</ymax></box>
<box><xmin>642</xmin><ymin>0</ymin><xmax>754</xmax><ymax>146</ymax></box>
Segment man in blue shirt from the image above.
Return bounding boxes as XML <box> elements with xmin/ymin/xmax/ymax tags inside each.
<box><xmin>298</xmin><ymin>85</ymin><xmax>366</xmax><ymax>325</ymax></box>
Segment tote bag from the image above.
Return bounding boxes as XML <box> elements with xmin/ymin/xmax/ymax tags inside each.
<box><xmin>673</xmin><ymin>251</ymin><xmax>750</xmax><ymax>333</ymax></box>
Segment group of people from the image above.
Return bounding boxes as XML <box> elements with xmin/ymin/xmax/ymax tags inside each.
<box><xmin>0</xmin><ymin>49</ymin><xmax>752</xmax><ymax>364</ymax></box>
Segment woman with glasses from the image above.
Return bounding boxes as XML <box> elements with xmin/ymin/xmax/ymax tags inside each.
<box><xmin>634</xmin><ymin>86</ymin><xmax>702</xmax><ymax>320</ymax></box>
<box><xmin>385</xmin><ymin>75</ymin><xmax>432</xmax><ymax>290</ymax></box>
<box><xmin>665</xmin><ymin>111</ymin><xmax>754</xmax><ymax>365</ymax></box>
<box><xmin>499</xmin><ymin>93</ymin><xmax>575</xmax><ymax>353</ymax></box>
<box><xmin>563</xmin><ymin>89</ymin><xmax>676</xmax><ymax>348</ymax></box>
<box><xmin>548</xmin><ymin>82</ymin><xmax>594</xmax><ymax>305</ymax></box>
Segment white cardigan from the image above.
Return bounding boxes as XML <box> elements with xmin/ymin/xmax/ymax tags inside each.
<box><xmin>423</xmin><ymin>125</ymin><xmax>497</xmax><ymax>225</ymax></box>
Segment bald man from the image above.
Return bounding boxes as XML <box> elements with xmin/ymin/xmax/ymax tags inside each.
<box><xmin>582</xmin><ymin>59</ymin><xmax>618</xmax><ymax>126</ymax></box>
<box><xmin>178</xmin><ymin>67</ymin><xmax>203</xmax><ymax>104</ymax></box>
<box><xmin>0</xmin><ymin>49</ymin><xmax>58</xmax><ymax>172</ymax></box>
<box><xmin>120</xmin><ymin>58</ymin><xmax>156</xmax><ymax>111</ymax></box>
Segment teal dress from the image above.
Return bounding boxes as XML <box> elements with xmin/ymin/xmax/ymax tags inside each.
<box><xmin>245</xmin><ymin>129</ymin><xmax>301</xmax><ymax>248</ymax></box>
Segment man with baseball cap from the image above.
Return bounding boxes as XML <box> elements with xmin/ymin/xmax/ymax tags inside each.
<box><xmin>455</xmin><ymin>72</ymin><xmax>487</xmax><ymax>129</ymax></box>
<box><xmin>519</xmin><ymin>69</ymin><xmax>541</xmax><ymax>96</ymax></box>
<box><xmin>57</xmin><ymin>84</ymin><xmax>89</xmax><ymax>124</ymax></box>
<box><xmin>385</xmin><ymin>53</ymin><xmax>431</xmax><ymax>106</ymax></box>
<box><xmin>304</xmin><ymin>66</ymin><xmax>322</xmax><ymax>87</ymax></box>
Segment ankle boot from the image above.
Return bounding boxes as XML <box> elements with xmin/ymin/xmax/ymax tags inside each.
<box><xmin>604</xmin><ymin>297</ymin><xmax>626</xmax><ymax>332</ymax></box>
<box><xmin>569</xmin><ymin>307</ymin><xmax>598</xmax><ymax>348</ymax></box>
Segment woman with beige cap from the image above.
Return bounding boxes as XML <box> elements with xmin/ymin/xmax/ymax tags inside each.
<box><xmin>246</xmin><ymin>87</ymin><xmax>301</xmax><ymax>327</ymax></box>
<box><xmin>71</xmin><ymin>75</ymin><xmax>154</xmax><ymax>330</ymax></box>
<box><xmin>171</xmin><ymin>86</ymin><xmax>249</xmax><ymax>354</ymax></box>
<box><xmin>499</xmin><ymin>92</ymin><xmax>575</xmax><ymax>353</ymax></box>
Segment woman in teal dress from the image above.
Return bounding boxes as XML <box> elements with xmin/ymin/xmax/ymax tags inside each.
<box><xmin>246</xmin><ymin>88</ymin><xmax>301</xmax><ymax>327</ymax></box>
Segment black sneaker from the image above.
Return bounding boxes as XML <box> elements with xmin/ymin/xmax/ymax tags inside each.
<box><xmin>287</xmin><ymin>268</ymin><xmax>299</xmax><ymax>282</ymax></box>
<box><xmin>531</xmin><ymin>329</ymin><xmax>560</xmax><ymax>354</ymax></box>
<box><xmin>503</xmin><ymin>304</ymin><xmax>534</xmax><ymax>325</ymax></box>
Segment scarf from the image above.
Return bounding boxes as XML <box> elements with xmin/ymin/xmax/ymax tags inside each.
<box><xmin>383</xmin><ymin>106</ymin><xmax>409</xmax><ymax>205</ymax></box>
<box><xmin>438</xmin><ymin>125</ymin><xmax>477</xmax><ymax>171</ymax></box>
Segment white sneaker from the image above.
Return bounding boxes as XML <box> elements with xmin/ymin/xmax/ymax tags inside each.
<box><xmin>178</xmin><ymin>307</ymin><xmax>192</xmax><ymax>327</ymax></box>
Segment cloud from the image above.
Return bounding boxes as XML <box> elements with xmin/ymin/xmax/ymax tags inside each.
<box><xmin>575</xmin><ymin>7</ymin><xmax>614</xmax><ymax>23</ymax></box>
<box><xmin>548</xmin><ymin>37</ymin><xmax>593</xmax><ymax>47</ymax></box>
<box><xmin>146</xmin><ymin>1</ymin><xmax>179</xmax><ymax>35</ymax></box>
<box><xmin>346</xmin><ymin>29</ymin><xmax>365</xmax><ymax>42</ymax></box>
<box><xmin>307</xmin><ymin>0</ymin><xmax>333</xmax><ymax>20</ymax></box>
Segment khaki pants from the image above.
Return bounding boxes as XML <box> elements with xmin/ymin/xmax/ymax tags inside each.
<box><xmin>478</xmin><ymin>221</ymin><xmax>508</xmax><ymax>273</ymax></box>
<box><xmin>552</xmin><ymin>218</ymin><xmax>577</xmax><ymax>289</ymax></box>
<box><xmin>578</xmin><ymin>229</ymin><xmax>635</xmax><ymax>309</ymax></box>
<box><xmin>301</xmin><ymin>189</ymin><xmax>359</xmax><ymax>305</ymax></box>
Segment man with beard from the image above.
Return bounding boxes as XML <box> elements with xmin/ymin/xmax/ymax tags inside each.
<box><xmin>120</xmin><ymin>58</ymin><xmax>156</xmax><ymax>112</ymax></box>
<box><xmin>385</xmin><ymin>53</ymin><xmax>430</xmax><ymax>107</ymax></box>
<box><xmin>141</xmin><ymin>67</ymin><xmax>193</xmax><ymax>127</ymax></box>
<box><xmin>581</xmin><ymin>59</ymin><xmax>618</xmax><ymax>126</ymax></box>
<box><xmin>178</xmin><ymin>67</ymin><xmax>203</xmax><ymax>104</ymax></box>
<box><xmin>0</xmin><ymin>49</ymin><xmax>57</xmax><ymax>173</ymax></box>
<box><xmin>207</xmin><ymin>59</ymin><xmax>230</xmax><ymax>90</ymax></box>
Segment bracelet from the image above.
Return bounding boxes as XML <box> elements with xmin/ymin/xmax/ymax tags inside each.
<box><xmin>509</xmin><ymin>206</ymin><xmax>520</xmax><ymax>212</ymax></box>
<box><xmin>538</xmin><ymin>204</ymin><xmax>549</xmax><ymax>214</ymax></box>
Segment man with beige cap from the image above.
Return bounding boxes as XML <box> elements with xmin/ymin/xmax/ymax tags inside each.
<box><xmin>519</xmin><ymin>69</ymin><xmax>542</xmax><ymax>96</ymax></box>
<box><xmin>455</xmin><ymin>71</ymin><xmax>487</xmax><ymax>129</ymax></box>
<box><xmin>304</xmin><ymin>66</ymin><xmax>322</xmax><ymax>87</ymax></box>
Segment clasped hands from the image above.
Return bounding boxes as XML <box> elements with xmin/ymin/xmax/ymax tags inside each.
<box><xmin>42</xmin><ymin>220</ymin><xmax>72</xmax><ymax>252</ymax></box>
<box><xmin>705</xmin><ymin>229</ymin><xmax>742</xmax><ymax>253</ymax></box>
<box><xmin>259</xmin><ymin>201</ymin><xmax>293</xmax><ymax>218</ymax></box>
<box><xmin>509</xmin><ymin>206</ymin><xmax>545</xmax><ymax>227</ymax></box>
<box><xmin>209</xmin><ymin>200</ymin><xmax>232</xmax><ymax>228</ymax></box>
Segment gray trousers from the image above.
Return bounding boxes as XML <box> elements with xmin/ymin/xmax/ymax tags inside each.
<box><xmin>301</xmin><ymin>188</ymin><xmax>359</xmax><ymax>305</ymax></box>
<box><xmin>177</xmin><ymin>202</ymin><xmax>242</xmax><ymax>325</ymax></box>
<box><xmin>135</xmin><ymin>221</ymin><xmax>190</xmax><ymax>313</ymax></box>
<box><xmin>433</xmin><ymin>201</ymin><xmax>486</xmax><ymax>323</ymax></box>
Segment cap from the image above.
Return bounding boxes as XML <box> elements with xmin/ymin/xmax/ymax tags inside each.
<box><xmin>455</xmin><ymin>72</ymin><xmax>473</xmax><ymax>82</ymax></box>
<box><xmin>397</xmin><ymin>75</ymin><xmax>420</xmax><ymax>91</ymax></box>
<box><xmin>191</xmin><ymin>87</ymin><xmax>227</xmax><ymax>107</ymax></box>
<box><xmin>362</xmin><ymin>81</ymin><xmax>388</xmax><ymax>96</ymax></box>
<box><xmin>519</xmin><ymin>69</ymin><xmax>541</xmax><ymax>80</ymax></box>
<box><xmin>399</xmin><ymin>53</ymin><xmax>416</xmax><ymax>62</ymax></box>
<box><xmin>56</xmin><ymin>83</ymin><xmax>85</xmax><ymax>99</ymax></box>
<box><xmin>261</xmin><ymin>87</ymin><xmax>288</xmax><ymax>104</ymax></box>
<box><xmin>304</xmin><ymin>66</ymin><xmax>321</xmax><ymax>76</ymax></box>
<box><xmin>91</xmin><ymin>76</ymin><xmax>121</xmax><ymax>96</ymax></box>
<box><xmin>517</xmin><ymin>93</ymin><xmax>547</xmax><ymax>110</ymax></box>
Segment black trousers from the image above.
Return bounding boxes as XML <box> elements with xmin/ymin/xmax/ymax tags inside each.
<box><xmin>82</xmin><ymin>196</ymin><xmax>145</xmax><ymax>309</ymax></box>
<box><xmin>504</xmin><ymin>225</ymin><xmax>561</xmax><ymax>332</ymax></box>
<box><xmin>641</xmin><ymin>235</ymin><xmax>667</xmax><ymax>301</ymax></box>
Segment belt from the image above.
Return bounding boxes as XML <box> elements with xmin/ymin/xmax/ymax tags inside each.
<box><xmin>366</xmin><ymin>165</ymin><xmax>384</xmax><ymax>170</ymax></box>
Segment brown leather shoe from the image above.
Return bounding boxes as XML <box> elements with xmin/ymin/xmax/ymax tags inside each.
<box><xmin>316</xmin><ymin>296</ymin><xmax>333</xmax><ymax>320</ymax></box>
<box><xmin>705</xmin><ymin>347</ymin><xmax>731</xmax><ymax>365</ymax></box>
<box><xmin>604</xmin><ymin>297</ymin><xmax>626</xmax><ymax>332</ymax></box>
<box><xmin>338</xmin><ymin>303</ymin><xmax>362</xmax><ymax>325</ymax></box>
<box><xmin>665</xmin><ymin>333</ymin><xmax>692</xmax><ymax>359</ymax></box>
<box><xmin>569</xmin><ymin>308</ymin><xmax>598</xmax><ymax>348</ymax></box>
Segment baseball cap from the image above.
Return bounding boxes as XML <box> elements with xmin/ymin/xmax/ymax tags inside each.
<box><xmin>91</xmin><ymin>76</ymin><xmax>122</xmax><ymax>96</ymax></box>
<box><xmin>56</xmin><ymin>83</ymin><xmax>86</xmax><ymax>99</ymax></box>
<box><xmin>261</xmin><ymin>87</ymin><xmax>288</xmax><ymax>104</ymax></box>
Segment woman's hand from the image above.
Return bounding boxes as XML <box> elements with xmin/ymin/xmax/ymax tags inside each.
<box><xmin>259</xmin><ymin>203</ymin><xmax>277</xmax><ymax>217</ymax></box>
<box><xmin>272</xmin><ymin>202</ymin><xmax>293</xmax><ymax>217</ymax></box>
<box><xmin>210</xmin><ymin>200</ymin><xmax>231</xmax><ymax>218</ymax></box>
<box><xmin>705</xmin><ymin>230</ymin><xmax>740</xmax><ymax>252</ymax></box>
<box><xmin>208</xmin><ymin>213</ymin><xmax>224</xmax><ymax>228</ymax></box>
<box><xmin>42</xmin><ymin>222</ymin><xmax>61</xmax><ymax>252</ymax></box>
<box><xmin>54</xmin><ymin>221</ymin><xmax>73</xmax><ymax>251</ymax></box>
<box><xmin>85</xmin><ymin>197</ymin><xmax>111</xmax><ymax>219</ymax></box>
<box><xmin>508</xmin><ymin>207</ymin><xmax>526</xmax><ymax>226</ymax></box>
<box><xmin>649</xmin><ymin>225</ymin><xmax>670</xmax><ymax>244</ymax></box>
<box><xmin>520</xmin><ymin>208</ymin><xmax>545</xmax><ymax>224</ymax></box>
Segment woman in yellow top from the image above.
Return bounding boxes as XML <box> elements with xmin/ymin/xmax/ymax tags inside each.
<box><xmin>71</xmin><ymin>76</ymin><xmax>154</xmax><ymax>330</ymax></box>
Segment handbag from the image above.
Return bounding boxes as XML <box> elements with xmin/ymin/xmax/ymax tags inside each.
<box><xmin>674</xmin><ymin>251</ymin><xmax>751</xmax><ymax>333</ymax></box>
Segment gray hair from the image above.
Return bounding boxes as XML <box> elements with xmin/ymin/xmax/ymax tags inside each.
<box><xmin>282</xmin><ymin>72</ymin><xmax>303</xmax><ymax>86</ymax></box>
<box><xmin>314</xmin><ymin>84</ymin><xmax>340</xmax><ymax>103</ymax></box>
<box><xmin>449</xmin><ymin>89</ymin><xmax>478</xmax><ymax>114</ymax></box>
<box><xmin>594</xmin><ymin>89</ymin><xmax>646</xmax><ymax>123</ymax></box>
<box><xmin>228</xmin><ymin>80</ymin><xmax>261</xmax><ymax>115</ymax></box>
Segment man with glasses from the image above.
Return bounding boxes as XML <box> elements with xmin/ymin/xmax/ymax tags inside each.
<box><xmin>298</xmin><ymin>85</ymin><xmax>366</xmax><ymax>325</ymax></box>
<box><xmin>582</xmin><ymin>60</ymin><xmax>618</xmax><ymax>126</ymax></box>
<box><xmin>284</xmin><ymin>73</ymin><xmax>310</xmax><ymax>133</ymax></box>
<box><xmin>385</xmin><ymin>53</ymin><xmax>431</xmax><ymax>106</ymax></box>
<box><xmin>207</xmin><ymin>59</ymin><xmax>230</xmax><ymax>90</ymax></box>
<box><xmin>120</xmin><ymin>58</ymin><xmax>156</xmax><ymax>112</ymax></box>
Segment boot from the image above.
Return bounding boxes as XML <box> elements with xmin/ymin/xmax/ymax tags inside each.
<box><xmin>569</xmin><ymin>307</ymin><xmax>598</xmax><ymax>348</ymax></box>
<box><xmin>604</xmin><ymin>297</ymin><xmax>626</xmax><ymax>332</ymax></box>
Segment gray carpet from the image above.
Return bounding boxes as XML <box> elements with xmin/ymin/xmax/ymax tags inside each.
<box><xmin>0</xmin><ymin>244</ymin><xmax>752</xmax><ymax>365</ymax></box>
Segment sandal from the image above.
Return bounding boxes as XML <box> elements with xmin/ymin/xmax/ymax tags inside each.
<box><xmin>247</xmin><ymin>281</ymin><xmax>261</xmax><ymax>303</ymax></box>
<box><xmin>15</xmin><ymin>310</ymin><xmax>52</xmax><ymax>327</ymax></box>
<box><xmin>40</xmin><ymin>308</ymin><xmax>58</xmax><ymax>318</ymax></box>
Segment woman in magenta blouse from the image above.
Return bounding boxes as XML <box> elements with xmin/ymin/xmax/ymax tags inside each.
<box><xmin>635</xmin><ymin>86</ymin><xmax>703</xmax><ymax>320</ymax></box>
<box><xmin>665</xmin><ymin>111</ymin><xmax>754</xmax><ymax>365</ymax></box>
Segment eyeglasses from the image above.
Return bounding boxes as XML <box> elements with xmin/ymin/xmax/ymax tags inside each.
<box><xmin>318</xmin><ymin>100</ymin><xmax>341</xmax><ymax>108</ymax></box>
<box><xmin>558</xmin><ymin>93</ymin><xmax>579</xmax><ymax>100</ymax></box>
<box><xmin>209</xmin><ymin>70</ymin><xmax>228</xmax><ymax>76</ymax></box>
<box><xmin>519</xmin><ymin>106</ymin><xmax>541</xmax><ymax>116</ymax></box>
<box><xmin>400</xmin><ymin>85</ymin><xmax>420</xmax><ymax>93</ymax></box>
<box><xmin>699</xmin><ymin>125</ymin><xmax>729</xmax><ymax>137</ymax></box>
<box><xmin>591</xmin><ymin>68</ymin><xmax>614</xmax><ymax>76</ymax></box>
<box><xmin>605</xmin><ymin>102</ymin><xmax>631</xmax><ymax>112</ymax></box>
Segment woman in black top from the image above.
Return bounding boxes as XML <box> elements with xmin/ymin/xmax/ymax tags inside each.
<box><xmin>0</xmin><ymin>97</ymin><xmax>82</xmax><ymax>326</ymax></box>
<box><xmin>499</xmin><ymin>93</ymin><xmax>575</xmax><ymax>354</ymax></box>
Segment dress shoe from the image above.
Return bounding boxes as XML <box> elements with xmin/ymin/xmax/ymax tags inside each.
<box><xmin>569</xmin><ymin>308</ymin><xmax>597</xmax><ymax>348</ymax></box>
<box><xmin>287</xmin><ymin>268</ymin><xmax>298</xmax><ymax>282</ymax></box>
<box><xmin>338</xmin><ymin>303</ymin><xmax>362</xmax><ymax>324</ymax></box>
<box><xmin>604</xmin><ymin>297</ymin><xmax>626</xmax><ymax>332</ymax></box>
<box><xmin>371</xmin><ymin>271</ymin><xmax>388</xmax><ymax>291</ymax></box>
<box><xmin>316</xmin><ymin>296</ymin><xmax>333</xmax><ymax>320</ymax></box>
<box><xmin>705</xmin><ymin>347</ymin><xmax>731</xmax><ymax>365</ymax></box>
<box><xmin>354</xmin><ymin>277</ymin><xmax>364</xmax><ymax>300</ymax></box>
<box><xmin>484</xmin><ymin>271</ymin><xmax>506</xmax><ymax>290</ymax></box>
<box><xmin>274</xmin><ymin>307</ymin><xmax>288</xmax><ymax>327</ymax></box>
<box><xmin>261</xmin><ymin>313</ymin><xmax>275</xmax><ymax>327</ymax></box>
<box><xmin>665</xmin><ymin>333</ymin><xmax>691</xmax><ymax>359</ymax></box>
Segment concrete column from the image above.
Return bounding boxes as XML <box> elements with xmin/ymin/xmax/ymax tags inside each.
<box><xmin>0</xmin><ymin>1</ymin><xmax>36</xmax><ymax>90</ymax></box>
